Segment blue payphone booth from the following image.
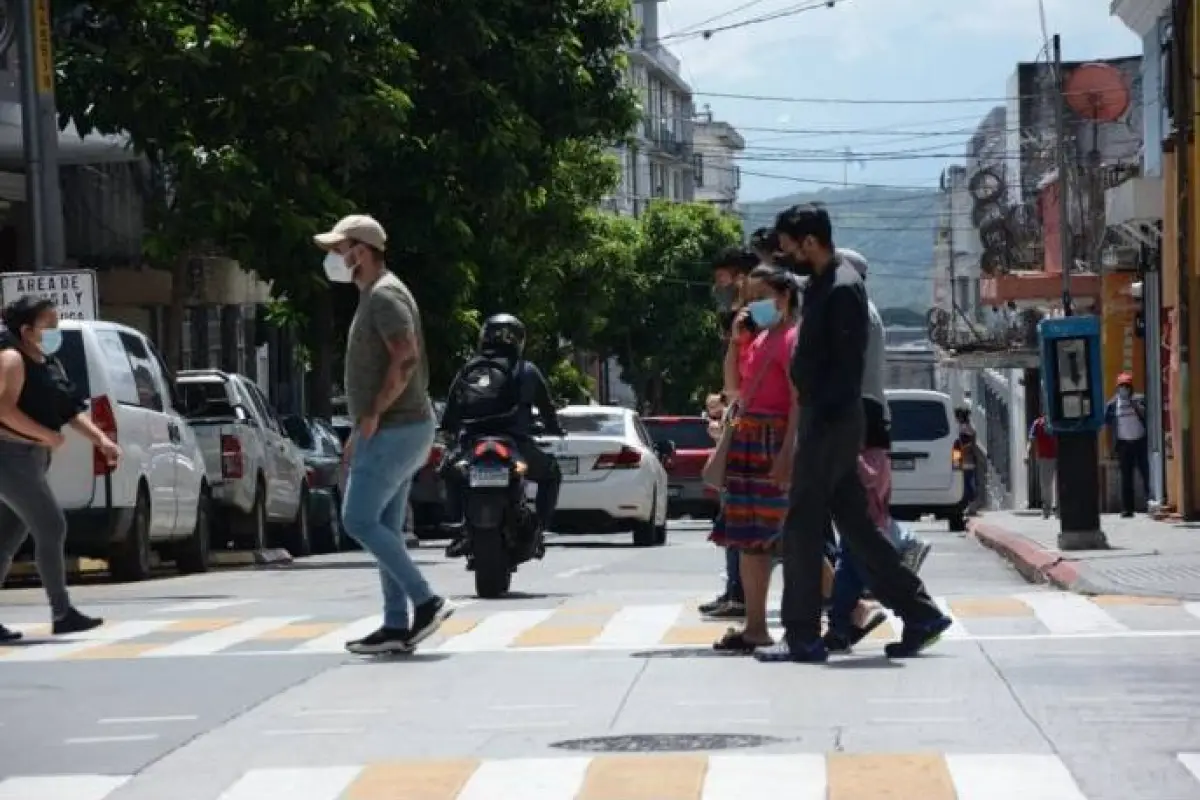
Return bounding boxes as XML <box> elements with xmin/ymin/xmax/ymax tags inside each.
<box><xmin>1038</xmin><ymin>315</ymin><xmax>1104</xmax><ymax>434</ymax></box>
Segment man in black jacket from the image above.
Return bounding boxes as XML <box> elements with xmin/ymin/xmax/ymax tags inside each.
<box><xmin>755</xmin><ymin>204</ymin><xmax>951</xmax><ymax>663</ymax></box>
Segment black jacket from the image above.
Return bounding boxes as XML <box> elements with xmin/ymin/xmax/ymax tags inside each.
<box><xmin>790</xmin><ymin>258</ymin><xmax>869</xmax><ymax>422</ymax></box>
<box><xmin>441</xmin><ymin>356</ymin><xmax>563</xmax><ymax>439</ymax></box>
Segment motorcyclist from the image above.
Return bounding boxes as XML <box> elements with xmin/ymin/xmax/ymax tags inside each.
<box><xmin>439</xmin><ymin>313</ymin><xmax>564</xmax><ymax>558</ymax></box>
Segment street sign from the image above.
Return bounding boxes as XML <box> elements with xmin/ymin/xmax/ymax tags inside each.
<box><xmin>0</xmin><ymin>269</ymin><xmax>99</xmax><ymax>320</ymax></box>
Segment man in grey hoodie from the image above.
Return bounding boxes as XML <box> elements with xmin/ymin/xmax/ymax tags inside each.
<box><xmin>823</xmin><ymin>248</ymin><xmax>932</xmax><ymax>652</ymax></box>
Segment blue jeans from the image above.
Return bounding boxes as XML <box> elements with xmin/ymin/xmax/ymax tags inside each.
<box><xmin>828</xmin><ymin>520</ymin><xmax>911</xmax><ymax>636</ymax></box>
<box><xmin>342</xmin><ymin>419</ymin><xmax>437</xmax><ymax>629</ymax></box>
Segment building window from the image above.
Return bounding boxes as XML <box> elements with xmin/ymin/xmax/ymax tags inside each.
<box><xmin>180</xmin><ymin>308</ymin><xmax>194</xmax><ymax>369</ymax></box>
<box><xmin>693</xmin><ymin>154</ymin><xmax>705</xmax><ymax>187</ymax></box>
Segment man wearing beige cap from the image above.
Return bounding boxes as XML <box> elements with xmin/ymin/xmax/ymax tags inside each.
<box><xmin>314</xmin><ymin>214</ymin><xmax>453</xmax><ymax>655</ymax></box>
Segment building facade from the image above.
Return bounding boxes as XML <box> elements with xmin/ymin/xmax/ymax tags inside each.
<box><xmin>606</xmin><ymin>0</ymin><xmax>695</xmax><ymax>217</ymax></box>
<box><xmin>691</xmin><ymin>106</ymin><xmax>744</xmax><ymax>213</ymax></box>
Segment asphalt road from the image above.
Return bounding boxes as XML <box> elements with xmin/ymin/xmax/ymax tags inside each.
<box><xmin>3</xmin><ymin>520</ymin><xmax>1200</xmax><ymax>798</ymax></box>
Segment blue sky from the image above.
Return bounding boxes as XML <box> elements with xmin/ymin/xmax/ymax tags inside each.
<box><xmin>659</xmin><ymin>0</ymin><xmax>1143</xmax><ymax>202</ymax></box>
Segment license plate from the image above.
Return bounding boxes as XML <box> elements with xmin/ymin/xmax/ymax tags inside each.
<box><xmin>469</xmin><ymin>467</ymin><xmax>510</xmax><ymax>488</ymax></box>
<box><xmin>892</xmin><ymin>458</ymin><xmax>916</xmax><ymax>471</ymax></box>
<box><xmin>557</xmin><ymin>456</ymin><xmax>578</xmax><ymax>475</ymax></box>
<box><xmin>668</xmin><ymin>485</ymin><xmax>682</xmax><ymax>498</ymax></box>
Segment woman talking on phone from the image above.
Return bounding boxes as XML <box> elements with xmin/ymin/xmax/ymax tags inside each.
<box><xmin>0</xmin><ymin>296</ymin><xmax>119</xmax><ymax>642</ymax></box>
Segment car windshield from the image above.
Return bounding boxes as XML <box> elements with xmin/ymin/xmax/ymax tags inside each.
<box><xmin>560</xmin><ymin>412</ymin><xmax>626</xmax><ymax>437</ymax></box>
<box><xmin>888</xmin><ymin>399</ymin><xmax>951</xmax><ymax>442</ymax></box>
<box><xmin>643</xmin><ymin>419</ymin><xmax>712</xmax><ymax>450</ymax></box>
<box><xmin>281</xmin><ymin>416</ymin><xmax>315</xmax><ymax>450</ymax></box>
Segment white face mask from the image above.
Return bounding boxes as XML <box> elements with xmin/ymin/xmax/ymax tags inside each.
<box><xmin>323</xmin><ymin>252</ymin><xmax>354</xmax><ymax>284</ymax></box>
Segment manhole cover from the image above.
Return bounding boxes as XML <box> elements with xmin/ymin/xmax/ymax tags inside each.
<box><xmin>550</xmin><ymin>734</ymin><xmax>784</xmax><ymax>753</ymax></box>
<box><xmin>629</xmin><ymin>648</ymin><xmax>730</xmax><ymax>659</ymax></box>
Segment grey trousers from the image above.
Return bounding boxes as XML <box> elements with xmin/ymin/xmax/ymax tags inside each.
<box><xmin>0</xmin><ymin>439</ymin><xmax>71</xmax><ymax>617</ymax></box>
<box><xmin>779</xmin><ymin>404</ymin><xmax>941</xmax><ymax>643</ymax></box>
<box><xmin>1036</xmin><ymin>458</ymin><xmax>1057</xmax><ymax>516</ymax></box>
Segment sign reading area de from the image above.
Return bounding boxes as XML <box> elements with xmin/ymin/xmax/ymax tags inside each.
<box><xmin>0</xmin><ymin>270</ymin><xmax>99</xmax><ymax>321</ymax></box>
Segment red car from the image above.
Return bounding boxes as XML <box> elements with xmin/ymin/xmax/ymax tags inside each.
<box><xmin>642</xmin><ymin>416</ymin><xmax>720</xmax><ymax>519</ymax></box>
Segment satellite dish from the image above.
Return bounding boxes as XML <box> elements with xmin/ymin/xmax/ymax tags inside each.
<box><xmin>1064</xmin><ymin>63</ymin><xmax>1131</xmax><ymax>122</ymax></box>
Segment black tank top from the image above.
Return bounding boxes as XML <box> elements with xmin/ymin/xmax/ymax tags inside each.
<box><xmin>0</xmin><ymin>339</ymin><xmax>84</xmax><ymax>435</ymax></box>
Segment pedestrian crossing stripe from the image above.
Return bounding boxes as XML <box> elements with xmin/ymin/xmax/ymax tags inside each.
<box><xmin>0</xmin><ymin>752</ymin><xmax>1118</xmax><ymax>799</ymax></box>
<box><xmin>0</xmin><ymin>593</ymin><xmax>1196</xmax><ymax>662</ymax></box>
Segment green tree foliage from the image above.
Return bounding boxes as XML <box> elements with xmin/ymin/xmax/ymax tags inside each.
<box><xmin>592</xmin><ymin>201</ymin><xmax>742</xmax><ymax>413</ymax></box>
<box><xmin>53</xmin><ymin>0</ymin><xmax>639</xmax><ymax>406</ymax></box>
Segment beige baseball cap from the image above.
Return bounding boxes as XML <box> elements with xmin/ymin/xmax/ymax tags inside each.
<box><xmin>313</xmin><ymin>214</ymin><xmax>387</xmax><ymax>251</ymax></box>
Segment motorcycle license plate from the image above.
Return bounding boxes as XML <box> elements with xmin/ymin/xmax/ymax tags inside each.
<box><xmin>469</xmin><ymin>467</ymin><xmax>510</xmax><ymax>488</ymax></box>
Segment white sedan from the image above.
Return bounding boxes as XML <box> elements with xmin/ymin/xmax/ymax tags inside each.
<box><xmin>538</xmin><ymin>405</ymin><xmax>672</xmax><ymax>546</ymax></box>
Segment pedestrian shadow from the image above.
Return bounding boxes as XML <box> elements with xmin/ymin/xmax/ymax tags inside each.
<box><xmin>345</xmin><ymin>652</ymin><xmax>453</xmax><ymax>665</ymax></box>
<box><xmin>286</xmin><ymin>559</ymin><xmax>440</xmax><ymax>571</ymax></box>
<box><xmin>628</xmin><ymin>647</ymin><xmax>731</xmax><ymax>659</ymax></box>
<box><xmin>823</xmin><ymin>655</ymin><xmax>905</xmax><ymax>670</ymax></box>
<box><xmin>544</xmin><ymin>541</ymin><xmax>635</xmax><ymax>550</ymax></box>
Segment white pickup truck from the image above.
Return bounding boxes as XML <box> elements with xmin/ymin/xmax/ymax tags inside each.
<box><xmin>176</xmin><ymin>370</ymin><xmax>310</xmax><ymax>553</ymax></box>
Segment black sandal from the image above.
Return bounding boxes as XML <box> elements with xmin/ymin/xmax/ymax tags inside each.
<box><xmin>713</xmin><ymin>628</ymin><xmax>774</xmax><ymax>654</ymax></box>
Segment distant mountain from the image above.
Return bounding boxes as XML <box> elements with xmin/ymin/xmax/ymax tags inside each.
<box><xmin>740</xmin><ymin>186</ymin><xmax>939</xmax><ymax>314</ymax></box>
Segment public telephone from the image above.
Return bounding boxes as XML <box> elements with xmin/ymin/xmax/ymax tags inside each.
<box><xmin>1038</xmin><ymin>315</ymin><xmax>1104</xmax><ymax>433</ymax></box>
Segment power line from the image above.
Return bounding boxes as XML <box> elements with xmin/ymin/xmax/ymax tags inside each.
<box><xmin>656</xmin><ymin>0</ymin><xmax>849</xmax><ymax>43</ymax></box>
<box><xmin>667</xmin><ymin>0</ymin><xmax>770</xmax><ymax>36</ymax></box>
<box><xmin>689</xmin><ymin>86</ymin><xmax>1120</xmax><ymax>105</ymax></box>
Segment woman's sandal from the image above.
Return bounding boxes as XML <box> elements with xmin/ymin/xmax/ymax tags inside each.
<box><xmin>713</xmin><ymin>628</ymin><xmax>774</xmax><ymax>654</ymax></box>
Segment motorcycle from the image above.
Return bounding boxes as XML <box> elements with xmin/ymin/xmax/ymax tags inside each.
<box><xmin>452</xmin><ymin>434</ymin><xmax>545</xmax><ymax>598</ymax></box>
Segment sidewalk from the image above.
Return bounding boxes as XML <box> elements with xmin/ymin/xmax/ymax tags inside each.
<box><xmin>968</xmin><ymin>510</ymin><xmax>1200</xmax><ymax>600</ymax></box>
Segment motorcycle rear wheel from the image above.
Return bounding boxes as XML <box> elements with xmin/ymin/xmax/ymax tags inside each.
<box><xmin>472</xmin><ymin>528</ymin><xmax>512</xmax><ymax>599</ymax></box>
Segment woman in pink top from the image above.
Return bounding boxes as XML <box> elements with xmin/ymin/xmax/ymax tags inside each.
<box><xmin>709</xmin><ymin>266</ymin><xmax>799</xmax><ymax>653</ymax></box>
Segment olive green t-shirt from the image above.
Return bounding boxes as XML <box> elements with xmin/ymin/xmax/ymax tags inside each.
<box><xmin>344</xmin><ymin>272</ymin><xmax>431</xmax><ymax>428</ymax></box>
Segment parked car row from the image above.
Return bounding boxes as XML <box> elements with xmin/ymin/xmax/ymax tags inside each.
<box><xmin>29</xmin><ymin>320</ymin><xmax>426</xmax><ymax>583</ymax></box>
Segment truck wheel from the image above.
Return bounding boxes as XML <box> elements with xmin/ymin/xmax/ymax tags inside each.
<box><xmin>176</xmin><ymin>485</ymin><xmax>212</xmax><ymax>574</ymax></box>
<box><xmin>237</xmin><ymin>479</ymin><xmax>268</xmax><ymax>550</ymax></box>
<box><xmin>287</xmin><ymin>490</ymin><xmax>312</xmax><ymax>557</ymax></box>
<box><xmin>110</xmin><ymin>486</ymin><xmax>152</xmax><ymax>582</ymax></box>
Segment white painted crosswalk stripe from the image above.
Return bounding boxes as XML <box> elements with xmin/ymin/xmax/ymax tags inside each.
<box><xmin>294</xmin><ymin>615</ymin><xmax>381</xmax><ymax>653</ymax></box>
<box><xmin>214</xmin><ymin>766</ymin><xmax>362</xmax><ymax>800</ymax></box>
<box><xmin>1016</xmin><ymin>592</ymin><xmax>1125</xmax><ymax>634</ymax></box>
<box><xmin>434</xmin><ymin>609</ymin><xmax>557</xmax><ymax>652</ymax></box>
<box><xmin>145</xmin><ymin>617</ymin><xmax>306</xmax><ymax>657</ymax></box>
<box><xmin>592</xmin><ymin>604</ymin><xmax>680</xmax><ymax>647</ymax></box>
<box><xmin>456</xmin><ymin>756</ymin><xmax>591</xmax><ymax>800</ymax></box>
<box><xmin>0</xmin><ymin>620</ymin><xmax>174</xmax><ymax>662</ymax></box>
<box><xmin>702</xmin><ymin>753</ymin><xmax>826</xmax><ymax>799</ymax></box>
<box><xmin>0</xmin><ymin>774</ymin><xmax>129</xmax><ymax>800</ymax></box>
<box><xmin>945</xmin><ymin>753</ymin><xmax>1088</xmax><ymax>799</ymax></box>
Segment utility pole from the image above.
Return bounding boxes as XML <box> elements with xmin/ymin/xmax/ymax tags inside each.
<box><xmin>1051</xmin><ymin>33</ymin><xmax>1105</xmax><ymax>550</ymax></box>
<box><xmin>1173</xmin><ymin>0</ymin><xmax>1195</xmax><ymax>518</ymax></box>
<box><xmin>16</xmin><ymin>0</ymin><xmax>65</xmax><ymax>272</ymax></box>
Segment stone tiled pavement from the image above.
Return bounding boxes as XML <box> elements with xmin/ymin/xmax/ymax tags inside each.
<box><xmin>970</xmin><ymin>509</ymin><xmax>1200</xmax><ymax>599</ymax></box>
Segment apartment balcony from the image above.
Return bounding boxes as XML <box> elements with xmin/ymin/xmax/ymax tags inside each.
<box><xmin>630</xmin><ymin>40</ymin><xmax>690</xmax><ymax>94</ymax></box>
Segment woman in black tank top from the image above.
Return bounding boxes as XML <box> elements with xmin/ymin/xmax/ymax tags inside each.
<box><xmin>0</xmin><ymin>295</ymin><xmax>119</xmax><ymax>640</ymax></box>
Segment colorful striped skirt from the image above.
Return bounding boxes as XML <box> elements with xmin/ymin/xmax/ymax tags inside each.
<box><xmin>709</xmin><ymin>412</ymin><xmax>789</xmax><ymax>553</ymax></box>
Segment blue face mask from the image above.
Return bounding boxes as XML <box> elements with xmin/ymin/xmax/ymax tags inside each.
<box><xmin>40</xmin><ymin>328</ymin><xmax>62</xmax><ymax>355</ymax></box>
<box><xmin>747</xmin><ymin>298</ymin><xmax>782</xmax><ymax>329</ymax></box>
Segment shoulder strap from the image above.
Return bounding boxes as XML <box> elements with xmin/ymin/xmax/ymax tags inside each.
<box><xmin>736</xmin><ymin>331</ymin><xmax>786</xmax><ymax>412</ymax></box>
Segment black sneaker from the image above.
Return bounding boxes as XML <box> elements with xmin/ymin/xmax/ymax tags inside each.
<box><xmin>823</xmin><ymin>608</ymin><xmax>888</xmax><ymax>653</ymax></box>
<box><xmin>346</xmin><ymin>627</ymin><xmax>414</xmax><ymax>655</ymax></box>
<box><xmin>698</xmin><ymin>593</ymin><xmax>730</xmax><ymax>615</ymax></box>
<box><xmin>52</xmin><ymin>608</ymin><xmax>103</xmax><ymax>636</ymax></box>
<box><xmin>445</xmin><ymin>538</ymin><xmax>468</xmax><ymax>558</ymax></box>
<box><xmin>884</xmin><ymin>615</ymin><xmax>953</xmax><ymax>658</ymax></box>
<box><xmin>0</xmin><ymin>623</ymin><xmax>22</xmax><ymax>643</ymax></box>
<box><xmin>705</xmin><ymin>601</ymin><xmax>746</xmax><ymax>619</ymax></box>
<box><xmin>405</xmin><ymin>597</ymin><xmax>454</xmax><ymax>648</ymax></box>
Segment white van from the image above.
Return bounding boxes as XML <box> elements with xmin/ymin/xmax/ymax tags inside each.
<box><xmin>48</xmin><ymin>321</ymin><xmax>211</xmax><ymax>580</ymax></box>
<box><xmin>886</xmin><ymin>389</ymin><xmax>967</xmax><ymax>531</ymax></box>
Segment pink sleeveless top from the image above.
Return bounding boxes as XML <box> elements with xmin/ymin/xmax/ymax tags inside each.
<box><xmin>738</xmin><ymin>325</ymin><xmax>797</xmax><ymax>416</ymax></box>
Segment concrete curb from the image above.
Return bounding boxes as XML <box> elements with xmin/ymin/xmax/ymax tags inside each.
<box><xmin>967</xmin><ymin>519</ymin><xmax>1117</xmax><ymax>595</ymax></box>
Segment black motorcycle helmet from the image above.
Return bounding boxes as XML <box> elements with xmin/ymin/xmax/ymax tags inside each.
<box><xmin>479</xmin><ymin>313</ymin><xmax>526</xmax><ymax>359</ymax></box>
